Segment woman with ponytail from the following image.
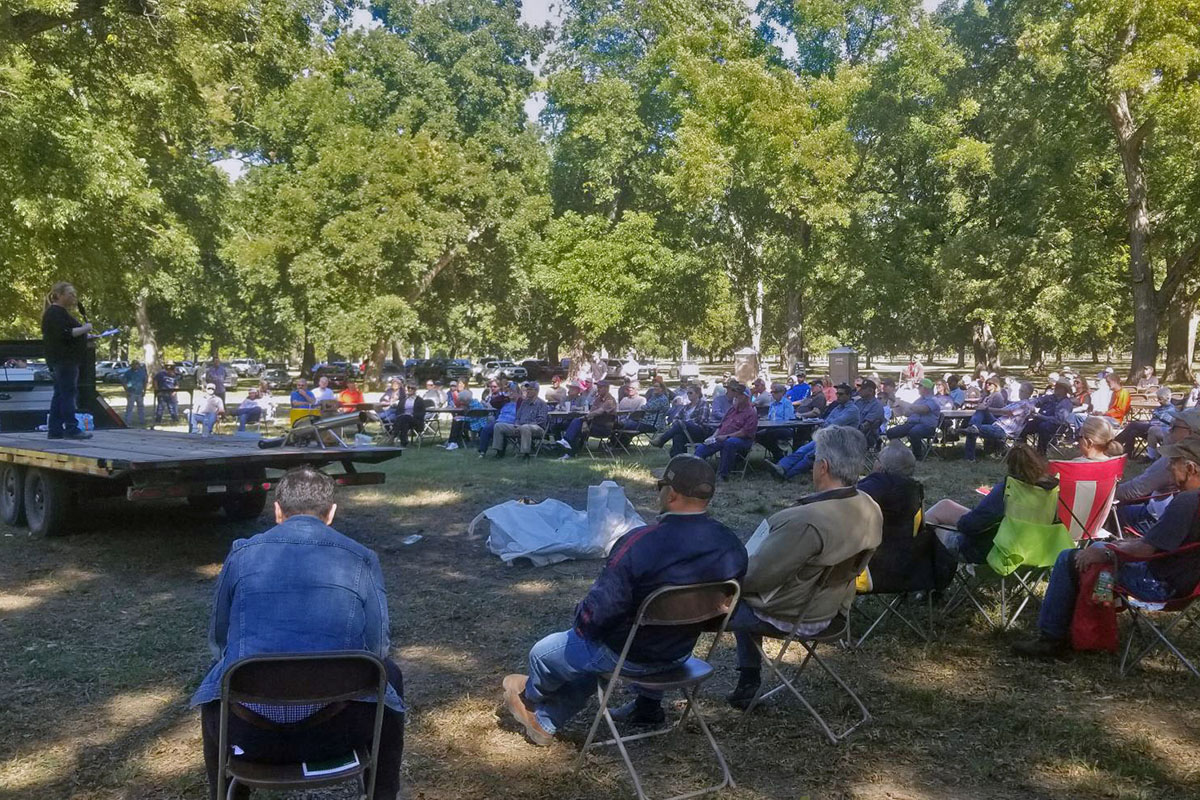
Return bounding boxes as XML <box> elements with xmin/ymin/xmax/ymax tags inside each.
<box><xmin>1072</xmin><ymin>416</ymin><xmax>1124</xmax><ymax>462</ymax></box>
<box><xmin>40</xmin><ymin>282</ymin><xmax>93</xmax><ymax>440</ymax></box>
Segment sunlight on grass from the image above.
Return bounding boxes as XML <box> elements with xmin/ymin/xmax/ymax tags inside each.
<box><xmin>508</xmin><ymin>579</ymin><xmax>559</xmax><ymax>596</ymax></box>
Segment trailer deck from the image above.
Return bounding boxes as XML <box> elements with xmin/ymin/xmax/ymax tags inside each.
<box><xmin>0</xmin><ymin>429</ymin><xmax>404</xmax><ymax>536</ymax></box>
<box><xmin>0</xmin><ymin>429</ymin><xmax>402</xmax><ymax>476</ymax></box>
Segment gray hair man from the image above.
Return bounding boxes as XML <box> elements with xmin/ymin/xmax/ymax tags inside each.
<box><xmin>491</xmin><ymin>381</ymin><xmax>550</xmax><ymax>460</ymax></box>
<box><xmin>1116</xmin><ymin>407</ymin><xmax>1200</xmax><ymax>535</ymax></box>
<box><xmin>724</xmin><ymin>426</ymin><xmax>883</xmax><ymax>708</ymax></box>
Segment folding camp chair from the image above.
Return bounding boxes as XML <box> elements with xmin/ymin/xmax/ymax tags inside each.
<box><xmin>216</xmin><ymin>651</ymin><xmax>389</xmax><ymax>800</ymax></box>
<box><xmin>1050</xmin><ymin>456</ymin><xmax>1126</xmax><ymax>542</ymax></box>
<box><xmin>850</xmin><ymin>485</ymin><xmax>956</xmax><ymax>646</ymax></box>
<box><xmin>579</xmin><ymin>580</ymin><xmax>740</xmax><ymax>800</ymax></box>
<box><xmin>942</xmin><ymin>477</ymin><xmax>1074</xmax><ymax>631</ymax></box>
<box><xmin>738</xmin><ymin>549</ymin><xmax>875</xmax><ymax>744</ymax></box>
<box><xmin>1116</xmin><ymin>542</ymin><xmax>1200</xmax><ymax>679</ymax></box>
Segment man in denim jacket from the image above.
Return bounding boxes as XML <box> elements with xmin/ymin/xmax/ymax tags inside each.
<box><xmin>191</xmin><ymin>466</ymin><xmax>405</xmax><ymax>799</ymax></box>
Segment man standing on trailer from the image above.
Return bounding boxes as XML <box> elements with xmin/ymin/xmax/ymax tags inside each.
<box><xmin>40</xmin><ymin>281</ymin><xmax>93</xmax><ymax>440</ymax></box>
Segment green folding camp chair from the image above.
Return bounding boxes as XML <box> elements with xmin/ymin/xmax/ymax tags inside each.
<box><xmin>946</xmin><ymin>477</ymin><xmax>1074</xmax><ymax>631</ymax></box>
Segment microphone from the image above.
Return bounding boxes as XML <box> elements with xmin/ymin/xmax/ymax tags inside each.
<box><xmin>76</xmin><ymin>300</ymin><xmax>90</xmax><ymax>322</ymax></box>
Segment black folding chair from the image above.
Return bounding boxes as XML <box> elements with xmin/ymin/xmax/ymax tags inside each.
<box><xmin>216</xmin><ymin>652</ymin><xmax>388</xmax><ymax>800</ymax></box>
<box><xmin>579</xmin><ymin>580</ymin><xmax>740</xmax><ymax>800</ymax></box>
<box><xmin>738</xmin><ymin>549</ymin><xmax>876</xmax><ymax>744</ymax></box>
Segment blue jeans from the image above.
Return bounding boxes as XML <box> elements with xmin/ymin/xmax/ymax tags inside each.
<box><xmin>1038</xmin><ymin>544</ymin><xmax>1173</xmax><ymax>641</ymax></box>
<box><xmin>190</xmin><ymin>411</ymin><xmax>218</xmax><ymax>435</ymax></box>
<box><xmin>524</xmin><ymin>629</ymin><xmax>683</xmax><ymax>735</ymax></box>
<box><xmin>1116</xmin><ymin>501</ymin><xmax>1161</xmax><ymax>537</ymax></box>
<box><xmin>48</xmin><ymin>363</ymin><xmax>81</xmax><ymax>436</ymax></box>
<box><xmin>478</xmin><ymin>421</ymin><xmax>497</xmax><ymax>453</ymax></box>
<box><xmin>885</xmin><ymin>420</ymin><xmax>937</xmax><ymax>458</ymax></box>
<box><xmin>561</xmin><ymin>417</ymin><xmax>612</xmax><ymax>452</ymax></box>
<box><xmin>726</xmin><ymin>602</ymin><xmax>791</xmax><ymax>671</ymax></box>
<box><xmin>235</xmin><ymin>407</ymin><xmax>262</xmax><ymax>431</ymax></box>
<box><xmin>658</xmin><ymin>420</ymin><xmax>710</xmax><ymax>457</ymax></box>
<box><xmin>777</xmin><ymin>440</ymin><xmax>816</xmax><ymax>478</ymax></box>
<box><xmin>693</xmin><ymin>436</ymin><xmax>752</xmax><ymax>479</ymax></box>
<box><xmin>964</xmin><ymin>423</ymin><xmax>1006</xmax><ymax>460</ymax></box>
<box><xmin>125</xmin><ymin>391</ymin><xmax>145</xmax><ymax>426</ymax></box>
<box><xmin>155</xmin><ymin>392</ymin><xmax>179</xmax><ymax>423</ymax></box>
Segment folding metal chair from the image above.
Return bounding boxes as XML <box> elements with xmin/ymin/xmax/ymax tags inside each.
<box><xmin>739</xmin><ymin>549</ymin><xmax>875</xmax><ymax>744</ymax></box>
<box><xmin>1116</xmin><ymin>543</ymin><xmax>1200</xmax><ymax>679</ymax></box>
<box><xmin>1050</xmin><ymin>456</ymin><xmax>1126</xmax><ymax>542</ymax></box>
<box><xmin>216</xmin><ymin>651</ymin><xmax>389</xmax><ymax>800</ymax></box>
<box><xmin>579</xmin><ymin>580</ymin><xmax>740</xmax><ymax>800</ymax></box>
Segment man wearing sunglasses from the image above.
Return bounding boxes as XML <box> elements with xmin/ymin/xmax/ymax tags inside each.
<box><xmin>501</xmin><ymin>455</ymin><xmax>747</xmax><ymax>744</ymax></box>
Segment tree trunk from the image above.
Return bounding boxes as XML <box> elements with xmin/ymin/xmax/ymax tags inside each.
<box><xmin>956</xmin><ymin>343</ymin><xmax>966</xmax><ymax>369</ymax></box>
<box><xmin>1108</xmin><ymin>84</ymin><xmax>1160</xmax><ymax>379</ymax></box>
<box><xmin>301</xmin><ymin>338</ymin><xmax>315</xmax><ymax>373</ymax></box>
<box><xmin>739</xmin><ymin>277</ymin><xmax>764</xmax><ymax>354</ymax></box>
<box><xmin>1164</xmin><ymin>294</ymin><xmax>1197</xmax><ymax>383</ymax></box>
<box><xmin>784</xmin><ymin>288</ymin><xmax>803</xmax><ymax>372</ymax></box>
<box><xmin>972</xmin><ymin>321</ymin><xmax>1000</xmax><ymax>372</ymax></box>
<box><xmin>1028</xmin><ymin>332</ymin><xmax>1045</xmax><ymax>373</ymax></box>
<box><xmin>367</xmin><ymin>337</ymin><xmax>387</xmax><ymax>388</ymax></box>
<box><xmin>135</xmin><ymin>291</ymin><xmax>159</xmax><ymax>371</ymax></box>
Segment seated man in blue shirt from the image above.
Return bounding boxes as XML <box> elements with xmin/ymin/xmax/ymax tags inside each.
<box><xmin>855</xmin><ymin>379</ymin><xmax>887</xmax><ymax>450</ymax></box>
<box><xmin>755</xmin><ymin>383</ymin><xmax>797</xmax><ymax>461</ymax></box>
<box><xmin>885</xmin><ymin>378</ymin><xmax>941</xmax><ymax>460</ymax></box>
<box><xmin>1014</xmin><ymin>437</ymin><xmax>1200</xmax><ymax>659</ymax></box>
<box><xmin>191</xmin><ymin>466</ymin><xmax>405</xmax><ymax>800</ymax></box>
<box><xmin>770</xmin><ymin>383</ymin><xmax>861</xmax><ymax>481</ymax></box>
<box><xmin>1031</xmin><ymin>379</ymin><xmax>1076</xmax><ymax>454</ymax></box>
<box><xmin>501</xmin><ymin>455</ymin><xmax>748</xmax><ymax>742</ymax></box>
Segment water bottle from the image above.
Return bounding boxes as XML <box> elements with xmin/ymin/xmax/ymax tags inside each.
<box><xmin>1092</xmin><ymin>568</ymin><xmax>1115</xmax><ymax>607</ymax></box>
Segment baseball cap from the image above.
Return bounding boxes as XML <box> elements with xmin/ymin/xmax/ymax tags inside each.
<box><xmin>657</xmin><ymin>455</ymin><xmax>717</xmax><ymax>500</ymax></box>
<box><xmin>1173</xmin><ymin>408</ymin><xmax>1200</xmax><ymax>433</ymax></box>
<box><xmin>920</xmin><ymin>378</ymin><xmax>935</xmax><ymax>389</ymax></box>
<box><xmin>726</xmin><ymin>380</ymin><xmax>746</xmax><ymax>395</ymax></box>
<box><xmin>1159</xmin><ymin>436</ymin><xmax>1200</xmax><ymax>463</ymax></box>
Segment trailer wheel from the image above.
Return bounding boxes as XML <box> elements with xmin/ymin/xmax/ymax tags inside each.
<box><xmin>0</xmin><ymin>464</ymin><xmax>25</xmax><ymax>526</ymax></box>
<box><xmin>223</xmin><ymin>490</ymin><xmax>267</xmax><ymax>521</ymax></box>
<box><xmin>23</xmin><ymin>468</ymin><xmax>75</xmax><ymax>537</ymax></box>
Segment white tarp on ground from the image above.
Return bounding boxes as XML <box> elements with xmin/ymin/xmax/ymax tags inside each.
<box><xmin>471</xmin><ymin>481</ymin><xmax>646</xmax><ymax>567</ymax></box>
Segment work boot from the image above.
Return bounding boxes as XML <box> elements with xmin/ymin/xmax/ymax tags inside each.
<box><xmin>726</xmin><ymin>668</ymin><xmax>762</xmax><ymax>711</ymax></box>
<box><xmin>767</xmin><ymin>461</ymin><xmax>786</xmax><ymax>482</ymax></box>
<box><xmin>1011</xmin><ymin>635</ymin><xmax>1071</xmax><ymax>661</ymax></box>
<box><xmin>64</xmin><ymin>429</ymin><xmax>93</xmax><ymax>440</ymax></box>
<box><xmin>502</xmin><ymin>674</ymin><xmax>554</xmax><ymax>746</ymax></box>
<box><xmin>609</xmin><ymin>696</ymin><xmax>666</xmax><ymax>727</ymax></box>
<box><xmin>648</xmin><ymin>434</ymin><xmax>665</xmax><ymax>448</ymax></box>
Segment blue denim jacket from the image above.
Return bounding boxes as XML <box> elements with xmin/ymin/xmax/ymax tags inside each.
<box><xmin>190</xmin><ymin>515</ymin><xmax>403</xmax><ymax>711</ymax></box>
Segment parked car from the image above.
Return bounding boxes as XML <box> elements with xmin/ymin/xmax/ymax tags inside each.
<box><xmin>230</xmin><ymin>358</ymin><xmax>263</xmax><ymax>377</ymax></box>
<box><xmin>381</xmin><ymin>360</ymin><xmax>405</xmax><ymax>379</ymax></box>
<box><xmin>96</xmin><ymin>360</ymin><xmax>130</xmax><ymax>383</ymax></box>
<box><xmin>520</xmin><ymin>359</ymin><xmax>560</xmax><ymax>382</ymax></box>
<box><xmin>313</xmin><ymin>362</ymin><xmax>356</xmax><ymax>390</ymax></box>
<box><xmin>409</xmin><ymin>358</ymin><xmax>472</xmax><ymax>384</ymax></box>
<box><xmin>260</xmin><ymin>363</ymin><xmax>293</xmax><ymax>392</ymax></box>
<box><xmin>28</xmin><ymin>360</ymin><xmax>51</xmax><ymax>382</ymax></box>
<box><xmin>479</xmin><ymin>360</ymin><xmax>528</xmax><ymax>384</ymax></box>
<box><xmin>604</xmin><ymin>359</ymin><xmax>623</xmax><ymax>381</ymax></box>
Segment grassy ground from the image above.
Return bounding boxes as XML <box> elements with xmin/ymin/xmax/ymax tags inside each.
<box><xmin>4</xmin><ymin>399</ymin><xmax>1200</xmax><ymax>798</ymax></box>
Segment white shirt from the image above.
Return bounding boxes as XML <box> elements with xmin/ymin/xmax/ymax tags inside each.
<box><xmin>404</xmin><ymin>396</ymin><xmax>417</xmax><ymax>415</ymax></box>
<box><xmin>195</xmin><ymin>394</ymin><xmax>225</xmax><ymax>415</ymax></box>
<box><xmin>313</xmin><ymin>387</ymin><xmax>335</xmax><ymax>402</ymax></box>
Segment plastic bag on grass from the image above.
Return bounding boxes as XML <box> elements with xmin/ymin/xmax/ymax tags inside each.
<box><xmin>471</xmin><ymin>481</ymin><xmax>646</xmax><ymax>567</ymax></box>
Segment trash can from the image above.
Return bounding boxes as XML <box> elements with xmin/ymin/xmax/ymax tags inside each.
<box><xmin>677</xmin><ymin>361</ymin><xmax>700</xmax><ymax>381</ymax></box>
<box><xmin>734</xmin><ymin>348</ymin><xmax>759</xmax><ymax>385</ymax></box>
<box><xmin>828</xmin><ymin>347</ymin><xmax>857</xmax><ymax>387</ymax></box>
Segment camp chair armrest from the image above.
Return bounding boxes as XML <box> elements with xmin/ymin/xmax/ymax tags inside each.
<box><xmin>1108</xmin><ymin>541</ymin><xmax>1200</xmax><ymax>563</ymax></box>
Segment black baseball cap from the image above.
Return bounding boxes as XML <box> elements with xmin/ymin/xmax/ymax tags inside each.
<box><xmin>657</xmin><ymin>455</ymin><xmax>716</xmax><ymax>500</ymax></box>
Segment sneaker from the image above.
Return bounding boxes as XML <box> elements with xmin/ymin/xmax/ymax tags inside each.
<box><xmin>963</xmin><ymin>425</ymin><xmax>980</xmax><ymax>436</ymax></box>
<box><xmin>558</xmin><ymin>454</ymin><xmax>572</xmax><ymax>461</ymax></box>
<box><xmin>478</xmin><ymin>452</ymin><xmax>486</xmax><ymax>459</ymax></box>
<box><xmin>726</xmin><ymin>669</ymin><xmax>762</xmax><ymax>711</ymax></box>
<box><xmin>445</xmin><ymin>442</ymin><xmax>459</xmax><ymax>451</ymax></box>
<box><xmin>64</xmin><ymin>429</ymin><xmax>93</xmax><ymax>440</ymax></box>
<box><xmin>767</xmin><ymin>461</ymin><xmax>786</xmax><ymax>482</ymax></box>
<box><xmin>648</xmin><ymin>435</ymin><xmax>665</xmax><ymax>449</ymax></box>
<box><xmin>502</xmin><ymin>674</ymin><xmax>554</xmax><ymax>746</ymax></box>
<box><xmin>557</xmin><ymin>438</ymin><xmax>572</xmax><ymax>451</ymax></box>
<box><xmin>1011</xmin><ymin>635</ymin><xmax>1071</xmax><ymax>661</ymax></box>
<box><xmin>609</xmin><ymin>697</ymin><xmax>666</xmax><ymax>727</ymax></box>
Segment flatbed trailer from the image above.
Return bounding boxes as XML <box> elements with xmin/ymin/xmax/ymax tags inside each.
<box><xmin>0</xmin><ymin>429</ymin><xmax>403</xmax><ymax>536</ymax></box>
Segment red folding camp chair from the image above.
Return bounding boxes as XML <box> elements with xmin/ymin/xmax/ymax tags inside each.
<box><xmin>1050</xmin><ymin>456</ymin><xmax>1126</xmax><ymax>542</ymax></box>
<box><xmin>1114</xmin><ymin>542</ymin><xmax>1200</xmax><ymax>679</ymax></box>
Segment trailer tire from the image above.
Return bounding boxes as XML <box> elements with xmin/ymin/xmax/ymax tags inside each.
<box><xmin>0</xmin><ymin>464</ymin><xmax>25</xmax><ymax>526</ymax></box>
<box><xmin>23</xmin><ymin>468</ymin><xmax>75</xmax><ymax>537</ymax></box>
<box><xmin>223</xmin><ymin>490</ymin><xmax>267</xmax><ymax>521</ymax></box>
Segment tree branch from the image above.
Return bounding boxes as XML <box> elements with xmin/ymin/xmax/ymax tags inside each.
<box><xmin>1157</xmin><ymin>236</ymin><xmax>1200</xmax><ymax>311</ymax></box>
<box><xmin>1</xmin><ymin>0</ymin><xmax>153</xmax><ymax>41</ymax></box>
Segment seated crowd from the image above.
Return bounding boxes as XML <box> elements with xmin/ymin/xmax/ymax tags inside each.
<box><xmin>194</xmin><ymin>374</ymin><xmax>1200</xmax><ymax>796</ymax></box>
